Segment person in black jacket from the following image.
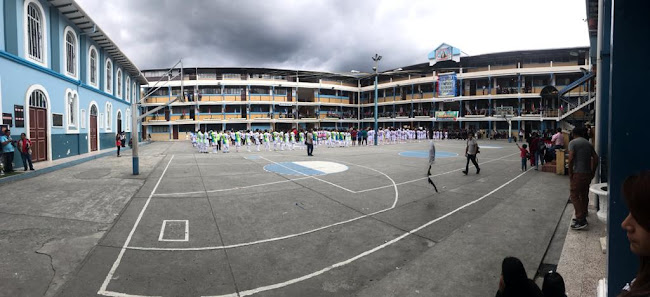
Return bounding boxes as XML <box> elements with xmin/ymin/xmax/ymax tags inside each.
<box><xmin>495</xmin><ymin>257</ymin><xmax>543</xmax><ymax>297</ymax></box>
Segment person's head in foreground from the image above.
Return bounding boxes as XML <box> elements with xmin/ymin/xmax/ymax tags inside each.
<box><xmin>620</xmin><ymin>171</ymin><xmax>650</xmax><ymax>297</ymax></box>
<box><xmin>497</xmin><ymin>256</ymin><xmax>543</xmax><ymax>297</ymax></box>
<box><xmin>542</xmin><ymin>271</ymin><xmax>566</xmax><ymax>297</ymax></box>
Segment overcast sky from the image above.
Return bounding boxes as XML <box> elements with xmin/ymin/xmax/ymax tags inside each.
<box><xmin>76</xmin><ymin>0</ymin><xmax>589</xmax><ymax>73</ymax></box>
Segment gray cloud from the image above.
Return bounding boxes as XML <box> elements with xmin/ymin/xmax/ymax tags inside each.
<box><xmin>76</xmin><ymin>0</ymin><xmax>589</xmax><ymax>73</ymax></box>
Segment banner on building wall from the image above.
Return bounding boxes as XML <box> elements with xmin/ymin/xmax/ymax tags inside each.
<box><xmin>435</xmin><ymin>111</ymin><xmax>458</xmax><ymax>121</ymax></box>
<box><xmin>438</xmin><ymin>73</ymin><xmax>457</xmax><ymax>97</ymax></box>
<box><xmin>2</xmin><ymin>113</ymin><xmax>12</xmax><ymax>126</ymax></box>
<box><xmin>14</xmin><ymin>105</ymin><xmax>24</xmax><ymax>127</ymax></box>
<box><xmin>435</xmin><ymin>47</ymin><xmax>453</xmax><ymax>62</ymax></box>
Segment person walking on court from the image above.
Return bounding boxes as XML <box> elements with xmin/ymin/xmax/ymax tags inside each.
<box><xmin>306</xmin><ymin>129</ymin><xmax>314</xmax><ymax>156</ymax></box>
<box><xmin>568</xmin><ymin>127</ymin><xmax>599</xmax><ymax>230</ymax></box>
<box><xmin>427</xmin><ymin>140</ymin><xmax>438</xmax><ymax>192</ymax></box>
<box><xmin>17</xmin><ymin>133</ymin><xmax>34</xmax><ymax>171</ymax></box>
<box><xmin>462</xmin><ymin>132</ymin><xmax>480</xmax><ymax>175</ymax></box>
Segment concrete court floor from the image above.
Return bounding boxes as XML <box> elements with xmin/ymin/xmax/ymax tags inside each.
<box><xmin>11</xmin><ymin>139</ymin><xmax>568</xmax><ymax>297</ymax></box>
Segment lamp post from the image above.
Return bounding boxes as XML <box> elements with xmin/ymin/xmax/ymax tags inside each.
<box><xmin>372</xmin><ymin>54</ymin><xmax>382</xmax><ymax>145</ymax></box>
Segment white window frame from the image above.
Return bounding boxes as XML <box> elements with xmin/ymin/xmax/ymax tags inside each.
<box><xmin>105</xmin><ymin>102</ymin><xmax>112</xmax><ymax>132</ymax></box>
<box><xmin>105</xmin><ymin>58</ymin><xmax>113</xmax><ymax>94</ymax></box>
<box><xmin>23</xmin><ymin>0</ymin><xmax>48</xmax><ymax>67</ymax></box>
<box><xmin>64</xmin><ymin>88</ymin><xmax>79</xmax><ymax>133</ymax></box>
<box><xmin>125</xmin><ymin>76</ymin><xmax>131</xmax><ymax>102</ymax></box>
<box><xmin>88</xmin><ymin>45</ymin><xmax>99</xmax><ymax>87</ymax></box>
<box><xmin>99</xmin><ymin>113</ymin><xmax>104</xmax><ymax>129</ymax></box>
<box><xmin>116</xmin><ymin>68</ymin><xmax>123</xmax><ymax>98</ymax></box>
<box><xmin>63</xmin><ymin>26</ymin><xmax>78</xmax><ymax>79</ymax></box>
<box><xmin>125</xmin><ymin>108</ymin><xmax>131</xmax><ymax>132</ymax></box>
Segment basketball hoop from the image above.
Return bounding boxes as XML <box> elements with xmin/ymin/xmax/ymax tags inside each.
<box><xmin>494</xmin><ymin>106</ymin><xmax>515</xmax><ymax>143</ymax></box>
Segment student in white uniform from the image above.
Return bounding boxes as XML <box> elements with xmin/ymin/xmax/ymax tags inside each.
<box><xmin>222</xmin><ymin>131</ymin><xmax>230</xmax><ymax>153</ymax></box>
<box><xmin>263</xmin><ymin>130</ymin><xmax>271</xmax><ymax>151</ymax></box>
<box><xmin>298</xmin><ymin>131</ymin><xmax>305</xmax><ymax>150</ymax></box>
<box><xmin>253</xmin><ymin>130</ymin><xmax>261</xmax><ymax>152</ymax></box>
<box><xmin>197</xmin><ymin>130</ymin><xmax>204</xmax><ymax>153</ymax></box>
<box><xmin>211</xmin><ymin>130</ymin><xmax>218</xmax><ymax>153</ymax></box>
<box><xmin>245</xmin><ymin>130</ymin><xmax>252</xmax><ymax>152</ymax></box>
<box><xmin>283</xmin><ymin>131</ymin><xmax>290</xmax><ymax>150</ymax></box>
<box><xmin>290</xmin><ymin>130</ymin><xmax>296</xmax><ymax>150</ymax></box>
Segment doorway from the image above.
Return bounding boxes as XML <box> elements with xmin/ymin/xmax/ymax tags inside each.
<box><xmin>28</xmin><ymin>90</ymin><xmax>48</xmax><ymax>162</ymax></box>
<box><xmin>90</xmin><ymin>105</ymin><xmax>98</xmax><ymax>151</ymax></box>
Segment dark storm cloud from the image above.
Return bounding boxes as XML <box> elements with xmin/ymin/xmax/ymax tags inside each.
<box><xmin>76</xmin><ymin>0</ymin><xmax>588</xmax><ymax>73</ymax></box>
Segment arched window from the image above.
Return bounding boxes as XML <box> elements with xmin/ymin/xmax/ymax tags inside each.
<box><xmin>116</xmin><ymin>69</ymin><xmax>122</xmax><ymax>98</ymax></box>
<box><xmin>25</xmin><ymin>1</ymin><xmax>47</xmax><ymax>64</ymax></box>
<box><xmin>125</xmin><ymin>109</ymin><xmax>131</xmax><ymax>132</ymax></box>
<box><xmin>125</xmin><ymin>77</ymin><xmax>131</xmax><ymax>102</ymax></box>
<box><xmin>90</xmin><ymin>105</ymin><xmax>98</xmax><ymax>116</ymax></box>
<box><xmin>105</xmin><ymin>59</ymin><xmax>113</xmax><ymax>93</ymax></box>
<box><xmin>105</xmin><ymin>102</ymin><xmax>112</xmax><ymax>131</ymax></box>
<box><xmin>67</xmin><ymin>92</ymin><xmax>78</xmax><ymax>128</ymax></box>
<box><xmin>29</xmin><ymin>90</ymin><xmax>47</xmax><ymax>108</ymax></box>
<box><xmin>89</xmin><ymin>47</ymin><xmax>98</xmax><ymax>86</ymax></box>
<box><xmin>64</xmin><ymin>28</ymin><xmax>77</xmax><ymax>77</ymax></box>
<box><xmin>132</xmin><ymin>82</ymin><xmax>137</xmax><ymax>102</ymax></box>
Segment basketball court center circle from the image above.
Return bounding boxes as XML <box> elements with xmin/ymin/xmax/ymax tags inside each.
<box><xmin>264</xmin><ymin>161</ymin><xmax>349</xmax><ymax>176</ymax></box>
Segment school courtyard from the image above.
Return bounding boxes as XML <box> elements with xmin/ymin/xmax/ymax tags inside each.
<box><xmin>0</xmin><ymin>140</ymin><xmax>572</xmax><ymax>297</ymax></box>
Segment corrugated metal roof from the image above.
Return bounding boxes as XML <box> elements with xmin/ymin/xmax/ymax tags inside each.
<box><xmin>48</xmin><ymin>0</ymin><xmax>148</xmax><ymax>84</ymax></box>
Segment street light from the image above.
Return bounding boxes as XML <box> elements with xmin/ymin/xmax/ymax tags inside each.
<box><xmin>372</xmin><ymin>54</ymin><xmax>382</xmax><ymax>145</ymax></box>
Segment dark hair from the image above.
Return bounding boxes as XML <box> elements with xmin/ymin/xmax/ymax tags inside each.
<box><xmin>572</xmin><ymin>127</ymin><xmax>587</xmax><ymax>138</ymax></box>
<box><xmin>542</xmin><ymin>271</ymin><xmax>566</xmax><ymax>297</ymax></box>
<box><xmin>620</xmin><ymin>171</ymin><xmax>650</xmax><ymax>297</ymax></box>
<box><xmin>21</xmin><ymin>133</ymin><xmax>26</xmax><ymax>137</ymax></box>
<box><xmin>502</xmin><ymin>257</ymin><xmax>528</xmax><ymax>289</ymax></box>
<box><xmin>557</xmin><ymin>128</ymin><xmax>562</xmax><ymax>133</ymax></box>
<box><xmin>522</xmin><ymin>144</ymin><xmax>528</xmax><ymax>149</ymax></box>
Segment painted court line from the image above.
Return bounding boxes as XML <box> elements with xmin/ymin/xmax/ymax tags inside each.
<box><xmin>203</xmin><ymin>168</ymin><xmax>531</xmax><ymax>297</ymax></box>
<box><xmin>127</xmin><ymin>152</ymin><xmax>518</xmax><ymax>252</ymax></box>
<box><xmin>154</xmin><ymin>176</ymin><xmax>312</xmax><ymax>196</ymax></box>
<box><xmin>97</xmin><ymin>155</ymin><xmax>175</xmax><ymax>297</ymax></box>
<box><xmin>260</xmin><ymin>157</ymin><xmax>356</xmax><ymax>194</ymax></box>
<box><xmin>355</xmin><ymin>152</ymin><xmax>518</xmax><ymax>193</ymax></box>
<box><xmin>158</xmin><ymin>220</ymin><xmax>189</xmax><ymax>242</ymax></box>
<box><xmin>127</xmin><ymin>157</ymin><xmax>399</xmax><ymax>251</ymax></box>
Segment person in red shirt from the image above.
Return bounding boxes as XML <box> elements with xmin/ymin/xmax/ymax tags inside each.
<box><xmin>17</xmin><ymin>133</ymin><xmax>34</xmax><ymax>171</ymax></box>
<box><xmin>351</xmin><ymin>129</ymin><xmax>358</xmax><ymax>146</ymax></box>
<box><xmin>516</xmin><ymin>142</ymin><xmax>529</xmax><ymax>171</ymax></box>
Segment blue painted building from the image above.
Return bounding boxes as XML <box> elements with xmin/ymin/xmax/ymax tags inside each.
<box><xmin>0</xmin><ymin>0</ymin><xmax>146</xmax><ymax>164</ymax></box>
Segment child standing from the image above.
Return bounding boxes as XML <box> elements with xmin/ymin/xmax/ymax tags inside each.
<box><xmin>516</xmin><ymin>142</ymin><xmax>529</xmax><ymax>171</ymax></box>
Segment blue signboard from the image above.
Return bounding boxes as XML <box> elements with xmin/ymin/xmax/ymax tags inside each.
<box><xmin>438</xmin><ymin>73</ymin><xmax>457</xmax><ymax>97</ymax></box>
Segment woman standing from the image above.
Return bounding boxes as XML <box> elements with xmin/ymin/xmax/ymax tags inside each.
<box><xmin>619</xmin><ymin>171</ymin><xmax>650</xmax><ymax>297</ymax></box>
<box><xmin>17</xmin><ymin>133</ymin><xmax>34</xmax><ymax>171</ymax></box>
<box><xmin>115</xmin><ymin>132</ymin><xmax>122</xmax><ymax>157</ymax></box>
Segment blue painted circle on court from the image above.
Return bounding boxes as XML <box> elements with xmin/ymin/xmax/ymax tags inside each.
<box><xmin>264</xmin><ymin>161</ymin><xmax>349</xmax><ymax>176</ymax></box>
<box><xmin>399</xmin><ymin>151</ymin><xmax>458</xmax><ymax>158</ymax></box>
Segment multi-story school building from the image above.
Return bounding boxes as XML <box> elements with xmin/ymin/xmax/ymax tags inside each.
<box><xmin>0</xmin><ymin>0</ymin><xmax>145</xmax><ymax>163</ymax></box>
<box><xmin>140</xmin><ymin>44</ymin><xmax>593</xmax><ymax>140</ymax></box>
